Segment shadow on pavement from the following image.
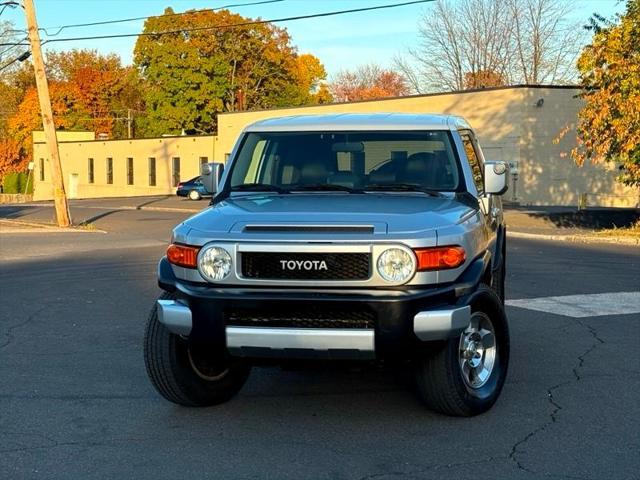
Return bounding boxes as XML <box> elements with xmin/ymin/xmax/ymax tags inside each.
<box><xmin>511</xmin><ymin>206</ymin><xmax>639</xmax><ymax>231</ymax></box>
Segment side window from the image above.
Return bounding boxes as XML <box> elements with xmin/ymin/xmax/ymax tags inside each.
<box><xmin>106</xmin><ymin>158</ymin><xmax>113</xmax><ymax>184</ymax></box>
<box><xmin>172</xmin><ymin>157</ymin><xmax>181</xmax><ymax>187</ymax></box>
<box><xmin>460</xmin><ymin>132</ymin><xmax>484</xmax><ymax>195</ymax></box>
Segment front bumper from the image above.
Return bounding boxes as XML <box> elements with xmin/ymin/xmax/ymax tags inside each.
<box><xmin>156</xmin><ymin>254</ymin><xmax>485</xmax><ymax>360</ymax></box>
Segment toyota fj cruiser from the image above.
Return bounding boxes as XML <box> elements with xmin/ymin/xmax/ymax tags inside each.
<box><xmin>144</xmin><ymin>113</ymin><xmax>510</xmax><ymax>416</ymax></box>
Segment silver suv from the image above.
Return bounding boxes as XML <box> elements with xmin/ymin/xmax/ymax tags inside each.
<box><xmin>144</xmin><ymin>113</ymin><xmax>510</xmax><ymax>416</ymax></box>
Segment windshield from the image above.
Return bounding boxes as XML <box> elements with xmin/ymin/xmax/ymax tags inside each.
<box><xmin>228</xmin><ymin>131</ymin><xmax>461</xmax><ymax>193</ymax></box>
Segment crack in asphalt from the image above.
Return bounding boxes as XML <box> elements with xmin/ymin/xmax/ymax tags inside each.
<box><xmin>0</xmin><ymin>305</ymin><xmax>49</xmax><ymax>350</ymax></box>
<box><xmin>508</xmin><ymin>318</ymin><xmax>606</xmax><ymax>479</ymax></box>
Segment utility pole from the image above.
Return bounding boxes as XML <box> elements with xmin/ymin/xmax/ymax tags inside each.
<box><xmin>23</xmin><ymin>0</ymin><xmax>71</xmax><ymax>227</ymax></box>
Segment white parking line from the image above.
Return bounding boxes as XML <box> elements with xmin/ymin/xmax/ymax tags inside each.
<box><xmin>506</xmin><ymin>291</ymin><xmax>640</xmax><ymax>318</ymax></box>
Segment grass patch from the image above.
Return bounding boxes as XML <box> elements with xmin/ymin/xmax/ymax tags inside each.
<box><xmin>593</xmin><ymin>220</ymin><xmax>640</xmax><ymax>238</ymax></box>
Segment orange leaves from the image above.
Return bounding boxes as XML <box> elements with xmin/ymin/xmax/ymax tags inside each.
<box><xmin>330</xmin><ymin>65</ymin><xmax>409</xmax><ymax>102</ymax></box>
<box><xmin>0</xmin><ymin>138</ymin><xmax>26</xmax><ymax>180</ymax></box>
<box><xmin>463</xmin><ymin>70</ymin><xmax>505</xmax><ymax>89</ymax></box>
<box><xmin>570</xmin><ymin>0</ymin><xmax>640</xmax><ymax>186</ymax></box>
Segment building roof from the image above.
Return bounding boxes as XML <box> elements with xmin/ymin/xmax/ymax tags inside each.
<box><xmin>244</xmin><ymin>113</ymin><xmax>471</xmax><ymax>132</ymax></box>
<box><xmin>221</xmin><ymin>84</ymin><xmax>581</xmax><ymax>117</ymax></box>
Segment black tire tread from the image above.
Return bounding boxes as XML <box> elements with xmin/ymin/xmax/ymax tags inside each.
<box><xmin>144</xmin><ymin>292</ymin><xmax>198</xmax><ymax>405</ymax></box>
<box><xmin>415</xmin><ymin>285</ymin><xmax>509</xmax><ymax>417</ymax></box>
<box><xmin>143</xmin><ymin>292</ymin><xmax>250</xmax><ymax>407</ymax></box>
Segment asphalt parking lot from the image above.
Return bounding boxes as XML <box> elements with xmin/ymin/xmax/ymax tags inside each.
<box><xmin>1</xmin><ymin>200</ymin><xmax>639</xmax><ymax>480</ymax></box>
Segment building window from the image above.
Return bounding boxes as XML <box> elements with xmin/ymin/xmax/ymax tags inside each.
<box><xmin>199</xmin><ymin>156</ymin><xmax>208</xmax><ymax>166</ymax></box>
<box><xmin>127</xmin><ymin>157</ymin><xmax>134</xmax><ymax>185</ymax></box>
<box><xmin>460</xmin><ymin>132</ymin><xmax>484</xmax><ymax>195</ymax></box>
<box><xmin>172</xmin><ymin>157</ymin><xmax>181</xmax><ymax>187</ymax></box>
<box><xmin>106</xmin><ymin>158</ymin><xmax>113</xmax><ymax>184</ymax></box>
<box><xmin>88</xmin><ymin>158</ymin><xmax>94</xmax><ymax>184</ymax></box>
<box><xmin>148</xmin><ymin>157</ymin><xmax>156</xmax><ymax>186</ymax></box>
<box><xmin>39</xmin><ymin>158</ymin><xmax>45</xmax><ymax>181</ymax></box>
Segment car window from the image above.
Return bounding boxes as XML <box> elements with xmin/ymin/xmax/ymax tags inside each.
<box><xmin>460</xmin><ymin>132</ymin><xmax>484</xmax><ymax>195</ymax></box>
<box><xmin>229</xmin><ymin>131</ymin><xmax>461</xmax><ymax>191</ymax></box>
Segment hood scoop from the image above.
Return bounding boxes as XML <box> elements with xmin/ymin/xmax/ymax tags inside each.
<box><xmin>243</xmin><ymin>224</ymin><xmax>375</xmax><ymax>234</ymax></box>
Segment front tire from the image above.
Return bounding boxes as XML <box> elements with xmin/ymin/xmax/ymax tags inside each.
<box><xmin>144</xmin><ymin>293</ymin><xmax>251</xmax><ymax>406</ymax></box>
<box><xmin>415</xmin><ymin>285</ymin><xmax>509</xmax><ymax>416</ymax></box>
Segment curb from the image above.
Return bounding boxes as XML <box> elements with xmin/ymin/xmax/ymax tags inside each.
<box><xmin>508</xmin><ymin>230</ymin><xmax>639</xmax><ymax>246</ymax></box>
<box><xmin>1</xmin><ymin>202</ymin><xmax>200</xmax><ymax>214</ymax></box>
<box><xmin>0</xmin><ymin>219</ymin><xmax>106</xmax><ymax>233</ymax></box>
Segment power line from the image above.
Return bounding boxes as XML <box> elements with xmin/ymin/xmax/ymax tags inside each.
<box><xmin>6</xmin><ymin>0</ymin><xmax>287</xmax><ymax>36</ymax></box>
<box><xmin>0</xmin><ymin>36</ymin><xmax>26</xmax><ymax>57</ymax></box>
<box><xmin>0</xmin><ymin>1</ymin><xmax>19</xmax><ymax>17</ymax></box>
<box><xmin>0</xmin><ymin>49</ymin><xmax>27</xmax><ymax>71</ymax></box>
<box><xmin>4</xmin><ymin>0</ymin><xmax>433</xmax><ymax>46</ymax></box>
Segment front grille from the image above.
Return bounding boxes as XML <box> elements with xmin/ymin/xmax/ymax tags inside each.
<box><xmin>241</xmin><ymin>252</ymin><xmax>370</xmax><ymax>281</ymax></box>
<box><xmin>227</xmin><ymin>307</ymin><xmax>375</xmax><ymax>329</ymax></box>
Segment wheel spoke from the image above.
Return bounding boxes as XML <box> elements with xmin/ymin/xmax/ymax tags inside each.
<box><xmin>476</xmin><ymin>366</ymin><xmax>490</xmax><ymax>384</ymax></box>
<box><xmin>479</xmin><ymin>329</ymin><xmax>495</xmax><ymax>349</ymax></box>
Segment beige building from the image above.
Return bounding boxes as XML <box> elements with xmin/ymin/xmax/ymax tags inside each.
<box><xmin>33</xmin><ymin>132</ymin><xmax>215</xmax><ymax>200</ymax></box>
<box><xmin>33</xmin><ymin>85</ymin><xmax>639</xmax><ymax>207</ymax></box>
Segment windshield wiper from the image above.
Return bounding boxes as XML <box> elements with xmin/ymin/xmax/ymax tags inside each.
<box><xmin>288</xmin><ymin>183</ymin><xmax>364</xmax><ymax>194</ymax></box>
<box><xmin>364</xmin><ymin>183</ymin><xmax>443</xmax><ymax>197</ymax></box>
<box><xmin>230</xmin><ymin>183</ymin><xmax>289</xmax><ymax>194</ymax></box>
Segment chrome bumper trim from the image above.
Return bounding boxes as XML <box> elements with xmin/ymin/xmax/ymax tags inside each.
<box><xmin>157</xmin><ymin>300</ymin><xmax>192</xmax><ymax>336</ymax></box>
<box><xmin>226</xmin><ymin>327</ymin><xmax>375</xmax><ymax>359</ymax></box>
<box><xmin>413</xmin><ymin>306</ymin><xmax>471</xmax><ymax>341</ymax></box>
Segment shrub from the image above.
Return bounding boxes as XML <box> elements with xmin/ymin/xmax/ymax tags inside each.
<box><xmin>1</xmin><ymin>172</ymin><xmax>34</xmax><ymax>194</ymax></box>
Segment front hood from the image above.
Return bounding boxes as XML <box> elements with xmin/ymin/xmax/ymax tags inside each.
<box><xmin>177</xmin><ymin>193</ymin><xmax>476</xmax><ymax>242</ymax></box>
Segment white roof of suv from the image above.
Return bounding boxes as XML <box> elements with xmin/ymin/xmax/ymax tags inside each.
<box><xmin>244</xmin><ymin>113</ymin><xmax>471</xmax><ymax>132</ymax></box>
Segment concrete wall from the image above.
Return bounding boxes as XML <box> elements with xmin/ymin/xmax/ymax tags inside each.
<box><xmin>33</xmin><ymin>135</ymin><xmax>216</xmax><ymax>201</ymax></box>
<box><xmin>32</xmin><ymin>131</ymin><xmax>95</xmax><ymax>143</ymax></box>
<box><xmin>216</xmin><ymin>86</ymin><xmax>639</xmax><ymax>208</ymax></box>
<box><xmin>217</xmin><ymin>87</ymin><xmax>526</xmax><ymax>161</ymax></box>
<box><xmin>518</xmin><ymin>88</ymin><xmax>638</xmax><ymax>207</ymax></box>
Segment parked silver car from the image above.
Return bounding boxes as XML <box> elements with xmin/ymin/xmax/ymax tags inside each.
<box><xmin>144</xmin><ymin>113</ymin><xmax>510</xmax><ymax>416</ymax></box>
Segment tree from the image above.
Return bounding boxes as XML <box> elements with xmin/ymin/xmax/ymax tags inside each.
<box><xmin>463</xmin><ymin>70</ymin><xmax>506</xmax><ymax>89</ymax></box>
<box><xmin>395</xmin><ymin>0</ymin><xmax>584</xmax><ymax>93</ymax></box>
<box><xmin>45</xmin><ymin>50</ymin><xmax>143</xmax><ymax>138</ymax></box>
<box><xmin>0</xmin><ymin>138</ymin><xmax>25</xmax><ymax>181</ymax></box>
<box><xmin>1</xmin><ymin>50</ymin><xmax>141</xmax><ymax>179</ymax></box>
<box><xmin>329</xmin><ymin>64</ymin><xmax>409</xmax><ymax>102</ymax></box>
<box><xmin>133</xmin><ymin>8</ymin><xmax>327</xmax><ymax>136</ymax></box>
<box><xmin>566</xmin><ymin>0</ymin><xmax>640</xmax><ymax>186</ymax></box>
<box><xmin>284</xmin><ymin>54</ymin><xmax>332</xmax><ymax>105</ymax></box>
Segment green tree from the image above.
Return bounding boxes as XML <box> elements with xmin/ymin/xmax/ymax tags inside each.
<box><xmin>571</xmin><ymin>0</ymin><xmax>640</xmax><ymax>186</ymax></box>
<box><xmin>133</xmin><ymin>8</ymin><xmax>327</xmax><ymax>136</ymax></box>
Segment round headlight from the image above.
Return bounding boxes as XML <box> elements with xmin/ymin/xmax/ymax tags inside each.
<box><xmin>376</xmin><ymin>248</ymin><xmax>416</xmax><ymax>283</ymax></box>
<box><xmin>198</xmin><ymin>246</ymin><xmax>232</xmax><ymax>281</ymax></box>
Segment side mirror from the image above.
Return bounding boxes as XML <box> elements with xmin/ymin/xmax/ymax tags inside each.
<box><xmin>484</xmin><ymin>161</ymin><xmax>509</xmax><ymax>195</ymax></box>
<box><xmin>200</xmin><ymin>162</ymin><xmax>224</xmax><ymax>194</ymax></box>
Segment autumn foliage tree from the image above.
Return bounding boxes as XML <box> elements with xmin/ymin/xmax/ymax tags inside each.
<box><xmin>569</xmin><ymin>0</ymin><xmax>640</xmax><ymax>186</ymax></box>
<box><xmin>463</xmin><ymin>70</ymin><xmax>506</xmax><ymax>89</ymax></box>
<box><xmin>133</xmin><ymin>8</ymin><xmax>328</xmax><ymax>136</ymax></box>
<box><xmin>329</xmin><ymin>64</ymin><xmax>409</xmax><ymax>102</ymax></box>
<box><xmin>1</xmin><ymin>50</ymin><xmax>141</xmax><ymax>179</ymax></box>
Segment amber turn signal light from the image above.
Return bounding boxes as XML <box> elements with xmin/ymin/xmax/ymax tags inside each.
<box><xmin>414</xmin><ymin>246</ymin><xmax>466</xmax><ymax>271</ymax></box>
<box><xmin>167</xmin><ymin>243</ymin><xmax>200</xmax><ymax>268</ymax></box>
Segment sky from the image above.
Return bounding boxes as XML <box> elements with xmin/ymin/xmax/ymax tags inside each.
<box><xmin>2</xmin><ymin>0</ymin><xmax>627</xmax><ymax>79</ymax></box>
